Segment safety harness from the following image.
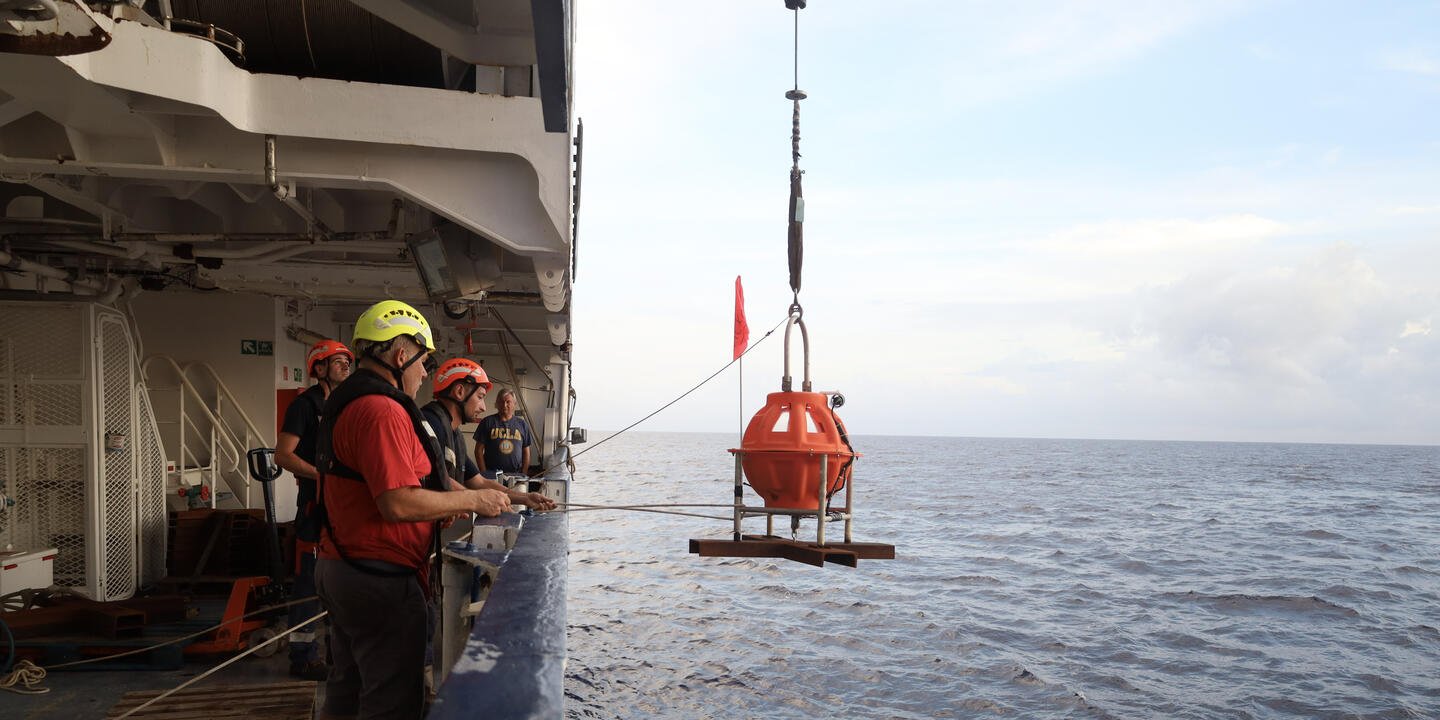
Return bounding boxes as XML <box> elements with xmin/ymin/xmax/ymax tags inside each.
<box><xmin>314</xmin><ymin>368</ymin><xmax>447</xmax><ymax>577</ymax></box>
<box><xmin>420</xmin><ymin>400</ymin><xmax>467</xmax><ymax>484</ymax></box>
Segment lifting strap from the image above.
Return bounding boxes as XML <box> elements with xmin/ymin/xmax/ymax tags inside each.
<box><xmin>785</xmin><ymin>0</ymin><xmax>807</xmax><ymax>313</ymax></box>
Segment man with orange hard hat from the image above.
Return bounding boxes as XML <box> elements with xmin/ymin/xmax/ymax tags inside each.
<box><xmin>419</xmin><ymin>357</ymin><xmax>554</xmax><ymax>509</ymax></box>
<box><xmin>275</xmin><ymin>338</ymin><xmax>352</xmax><ymax>680</ymax></box>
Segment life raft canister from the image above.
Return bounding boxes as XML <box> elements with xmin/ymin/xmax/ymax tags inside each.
<box><xmin>731</xmin><ymin>313</ymin><xmax>857</xmax><ymax>510</ymax></box>
<box><xmin>736</xmin><ymin>391</ymin><xmax>854</xmax><ymax>510</ymax></box>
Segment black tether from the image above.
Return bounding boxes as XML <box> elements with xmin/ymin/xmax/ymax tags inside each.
<box><xmin>788</xmin><ymin>166</ymin><xmax>803</xmax><ymax>300</ymax></box>
<box><xmin>785</xmin><ymin>2</ymin><xmax>806</xmax><ymax>305</ymax></box>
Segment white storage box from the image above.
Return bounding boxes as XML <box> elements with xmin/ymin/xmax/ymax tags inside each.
<box><xmin>0</xmin><ymin>548</ymin><xmax>57</xmax><ymax>594</ymax></box>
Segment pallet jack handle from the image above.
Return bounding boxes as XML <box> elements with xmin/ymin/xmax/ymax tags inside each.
<box><xmin>246</xmin><ymin>448</ymin><xmax>287</xmax><ymax>594</ymax></box>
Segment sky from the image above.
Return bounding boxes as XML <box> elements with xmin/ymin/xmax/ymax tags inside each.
<box><xmin>568</xmin><ymin>0</ymin><xmax>1440</xmax><ymax>445</ymax></box>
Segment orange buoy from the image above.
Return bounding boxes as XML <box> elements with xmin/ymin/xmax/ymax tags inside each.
<box><xmin>692</xmin><ymin>312</ymin><xmax>892</xmax><ymax>567</ymax></box>
<box><xmin>735</xmin><ymin>391</ymin><xmax>855</xmax><ymax>509</ymax></box>
<box><xmin>730</xmin><ymin>314</ymin><xmax>858</xmax><ymax>509</ymax></box>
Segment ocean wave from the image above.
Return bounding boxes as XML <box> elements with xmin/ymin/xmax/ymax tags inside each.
<box><xmin>566</xmin><ymin>432</ymin><xmax>1437</xmax><ymax>719</ymax></box>
<box><xmin>1117</xmin><ymin>559</ymin><xmax>1156</xmax><ymax>574</ymax></box>
<box><xmin>1410</xmin><ymin>625</ymin><xmax>1440</xmax><ymax>641</ymax></box>
<box><xmin>1320</xmin><ymin>584</ymin><xmax>1397</xmax><ymax>602</ymax></box>
<box><xmin>946</xmin><ymin>574</ymin><xmax>1002</xmax><ymax>585</ymax></box>
<box><xmin>1393</xmin><ymin>565</ymin><xmax>1434</xmax><ymax>576</ymax></box>
<box><xmin>1010</xmin><ymin>665</ymin><xmax>1047</xmax><ymax>686</ymax></box>
<box><xmin>1165</xmin><ymin>591</ymin><xmax>1360</xmax><ymax>618</ymax></box>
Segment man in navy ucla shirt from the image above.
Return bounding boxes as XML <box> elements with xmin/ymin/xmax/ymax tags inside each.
<box><xmin>472</xmin><ymin>388</ymin><xmax>533</xmax><ymax>481</ymax></box>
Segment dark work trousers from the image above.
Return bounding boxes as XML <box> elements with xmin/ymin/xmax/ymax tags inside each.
<box><xmin>315</xmin><ymin>558</ymin><xmax>427</xmax><ymax>720</ymax></box>
<box><xmin>288</xmin><ymin>550</ymin><xmax>323</xmax><ymax>665</ymax></box>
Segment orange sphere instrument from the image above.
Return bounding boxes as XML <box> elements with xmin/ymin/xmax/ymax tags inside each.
<box><xmin>735</xmin><ymin>391</ymin><xmax>855</xmax><ymax>510</ymax></box>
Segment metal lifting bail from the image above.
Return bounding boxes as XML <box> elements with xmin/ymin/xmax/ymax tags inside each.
<box><xmin>780</xmin><ymin>312</ymin><xmax>811</xmax><ymax>392</ymax></box>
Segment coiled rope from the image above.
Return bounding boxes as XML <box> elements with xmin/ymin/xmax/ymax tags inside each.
<box><xmin>0</xmin><ymin>595</ymin><xmax>326</xmax><ymax>698</ymax></box>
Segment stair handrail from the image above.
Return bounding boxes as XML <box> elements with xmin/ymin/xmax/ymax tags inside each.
<box><xmin>182</xmin><ymin>362</ymin><xmax>269</xmax><ymax>462</ymax></box>
<box><xmin>180</xmin><ymin>361</ymin><xmax>270</xmax><ymax>446</ymax></box>
<box><xmin>140</xmin><ymin>355</ymin><xmax>253</xmax><ymax>506</ymax></box>
<box><xmin>184</xmin><ymin>361</ymin><xmax>273</xmax><ymax>509</ymax></box>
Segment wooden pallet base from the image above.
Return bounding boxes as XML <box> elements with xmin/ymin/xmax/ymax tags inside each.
<box><xmin>106</xmin><ymin>680</ymin><xmax>317</xmax><ymax>719</ymax></box>
<box><xmin>689</xmin><ymin>535</ymin><xmax>895</xmax><ymax>567</ymax></box>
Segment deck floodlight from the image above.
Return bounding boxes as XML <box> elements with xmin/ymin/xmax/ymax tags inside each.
<box><xmin>409</xmin><ymin>229</ymin><xmax>458</xmax><ymax>299</ymax></box>
<box><xmin>407</xmin><ymin>224</ymin><xmax>501</xmax><ymax>301</ymax></box>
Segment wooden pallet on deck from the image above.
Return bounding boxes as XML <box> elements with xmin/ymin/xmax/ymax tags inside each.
<box><xmin>105</xmin><ymin>680</ymin><xmax>316</xmax><ymax>719</ymax></box>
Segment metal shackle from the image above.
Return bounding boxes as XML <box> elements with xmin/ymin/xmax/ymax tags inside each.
<box><xmin>780</xmin><ymin>312</ymin><xmax>812</xmax><ymax>392</ymax></box>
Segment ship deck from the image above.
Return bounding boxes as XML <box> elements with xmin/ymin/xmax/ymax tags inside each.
<box><xmin>3</xmin><ymin>511</ymin><xmax>568</xmax><ymax>719</ymax></box>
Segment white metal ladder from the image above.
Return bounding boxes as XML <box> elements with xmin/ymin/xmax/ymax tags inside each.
<box><xmin>140</xmin><ymin>356</ymin><xmax>268</xmax><ymax>509</ymax></box>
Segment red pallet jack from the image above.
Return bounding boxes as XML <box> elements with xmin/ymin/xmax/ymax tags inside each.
<box><xmin>182</xmin><ymin>449</ymin><xmax>291</xmax><ymax>656</ymax></box>
<box><xmin>184</xmin><ymin>576</ymin><xmax>274</xmax><ymax>655</ymax></box>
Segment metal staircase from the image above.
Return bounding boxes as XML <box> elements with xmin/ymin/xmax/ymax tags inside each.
<box><xmin>140</xmin><ymin>357</ymin><xmax>267</xmax><ymax>512</ymax></box>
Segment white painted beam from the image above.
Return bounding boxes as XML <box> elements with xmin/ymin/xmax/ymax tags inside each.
<box><xmin>345</xmin><ymin>0</ymin><xmax>536</xmax><ymax>66</ymax></box>
<box><xmin>0</xmin><ymin>16</ymin><xmax>572</xmax><ymax>254</ymax></box>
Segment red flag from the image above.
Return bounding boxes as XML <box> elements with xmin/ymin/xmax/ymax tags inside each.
<box><xmin>733</xmin><ymin>275</ymin><xmax>749</xmax><ymax>360</ymax></box>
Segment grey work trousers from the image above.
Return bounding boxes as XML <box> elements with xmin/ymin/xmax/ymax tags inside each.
<box><xmin>315</xmin><ymin>557</ymin><xmax>427</xmax><ymax>720</ymax></box>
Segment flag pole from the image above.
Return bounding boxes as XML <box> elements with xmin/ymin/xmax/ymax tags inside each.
<box><xmin>739</xmin><ymin>354</ymin><xmax>744</xmax><ymax>433</ymax></box>
<box><xmin>734</xmin><ymin>275</ymin><xmax>750</xmax><ymax>436</ymax></box>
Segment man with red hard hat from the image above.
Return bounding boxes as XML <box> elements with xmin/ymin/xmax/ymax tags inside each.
<box><xmin>420</xmin><ymin>357</ymin><xmax>554</xmax><ymax>509</ymax></box>
<box><xmin>275</xmin><ymin>338</ymin><xmax>352</xmax><ymax>680</ymax></box>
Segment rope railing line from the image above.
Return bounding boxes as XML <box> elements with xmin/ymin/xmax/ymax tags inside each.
<box><xmin>46</xmin><ymin>594</ymin><xmax>322</xmax><ymax>670</ymax></box>
<box><xmin>537</xmin><ymin>314</ymin><xmax>788</xmax><ymax>477</ymax></box>
<box><xmin>113</xmin><ymin>610</ymin><xmax>327</xmax><ymax>720</ymax></box>
<box><xmin>561</xmin><ymin>506</ymin><xmax>732</xmax><ymax>522</ymax></box>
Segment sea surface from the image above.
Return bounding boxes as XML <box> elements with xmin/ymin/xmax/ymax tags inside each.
<box><xmin>563</xmin><ymin>432</ymin><xmax>1440</xmax><ymax>719</ymax></box>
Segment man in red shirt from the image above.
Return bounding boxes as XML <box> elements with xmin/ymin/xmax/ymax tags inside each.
<box><xmin>314</xmin><ymin>300</ymin><xmax>510</xmax><ymax>720</ymax></box>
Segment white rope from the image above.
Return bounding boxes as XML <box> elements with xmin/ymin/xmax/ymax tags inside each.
<box><xmin>556</xmin><ymin>503</ymin><xmax>732</xmax><ymax>521</ymax></box>
<box><xmin>113</xmin><ymin>610</ymin><xmax>327</xmax><ymax>720</ymax></box>
<box><xmin>48</xmin><ymin>594</ymin><xmax>322</xmax><ymax>670</ymax></box>
<box><xmin>0</xmin><ymin>659</ymin><xmax>48</xmax><ymax>695</ymax></box>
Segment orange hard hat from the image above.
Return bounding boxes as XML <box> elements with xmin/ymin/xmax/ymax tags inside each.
<box><xmin>307</xmin><ymin>339</ymin><xmax>353</xmax><ymax>377</ymax></box>
<box><xmin>433</xmin><ymin>358</ymin><xmax>491</xmax><ymax>397</ymax></box>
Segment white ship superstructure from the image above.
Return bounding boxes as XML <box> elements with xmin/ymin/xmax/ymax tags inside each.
<box><xmin>0</xmin><ymin>0</ymin><xmax>576</xmax><ymax>711</ymax></box>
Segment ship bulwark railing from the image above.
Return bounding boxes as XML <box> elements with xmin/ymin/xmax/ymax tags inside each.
<box><xmin>429</xmin><ymin>509</ymin><xmax>569</xmax><ymax>719</ymax></box>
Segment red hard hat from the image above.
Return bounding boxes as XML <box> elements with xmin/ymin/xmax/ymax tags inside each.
<box><xmin>307</xmin><ymin>339</ymin><xmax>353</xmax><ymax>377</ymax></box>
<box><xmin>433</xmin><ymin>358</ymin><xmax>491</xmax><ymax>397</ymax></box>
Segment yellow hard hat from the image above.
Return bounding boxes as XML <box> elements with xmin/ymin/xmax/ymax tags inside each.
<box><xmin>353</xmin><ymin>300</ymin><xmax>436</xmax><ymax>352</ymax></box>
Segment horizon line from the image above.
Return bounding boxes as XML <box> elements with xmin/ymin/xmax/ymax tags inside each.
<box><xmin>578</xmin><ymin>429</ymin><xmax>1439</xmax><ymax>449</ymax></box>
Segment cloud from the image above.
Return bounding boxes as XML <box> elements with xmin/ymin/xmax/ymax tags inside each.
<box><xmin>1118</xmin><ymin>243</ymin><xmax>1439</xmax><ymax>421</ymax></box>
<box><xmin>930</xmin><ymin>0</ymin><xmax>1253</xmax><ymax>108</ymax></box>
<box><xmin>876</xmin><ymin>214</ymin><xmax>1293</xmax><ymax>308</ymax></box>
<box><xmin>567</xmin><ymin>1</ymin><xmax>1440</xmax><ymax>443</ymax></box>
<box><xmin>1385</xmin><ymin>204</ymin><xmax>1440</xmax><ymax>216</ymax></box>
<box><xmin>1379</xmin><ymin>47</ymin><xmax>1440</xmax><ymax>76</ymax></box>
<box><xmin>1401</xmin><ymin>319</ymin><xmax>1431</xmax><ymax>338</ymax></box>
<box><xmin>883</xmin><ymin>242</ymin><xmax>1440</xmax><ymax>443</ymax></box>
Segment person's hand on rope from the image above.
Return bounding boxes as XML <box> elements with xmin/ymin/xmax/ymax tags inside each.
<box><xmin>523</xmin><ymin>492</ymin><xmax>556</xmax><ymax>512</ymax></box>
<box><xmin>470</xmin><ymin>488</ymin><xmax>511</xmax><ymax>517</ymax></box>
